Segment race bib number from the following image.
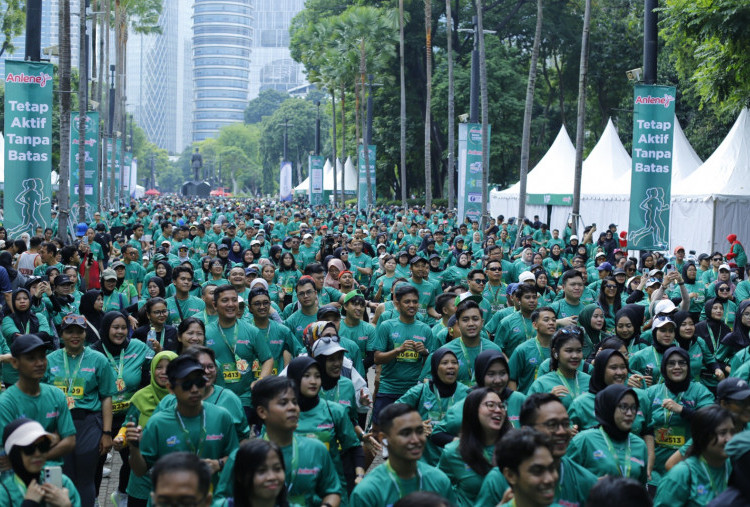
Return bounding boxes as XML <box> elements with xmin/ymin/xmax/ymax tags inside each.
<box><xmin>655</xmin><ymin>427</ymin><xmax>686</xmax><ymax>447</ymax></box>
<box><xmin>54</xmin><ymin>378</ymin><xmax>84</xmax><ymax>398</ymax></box>
<box><xmin>112</xmin><ymin>400</ymin><xmax>131</xmax><ymax>413</ymax></box>
<box><xmin>396</xmin><ymin>350</ymin><xmax>420</xmax><ymax>362</ymax></box>
<box><xmin>222</xmin><ymin>363</ymin><xmax>241</xmax><ymax>383</ymax></box>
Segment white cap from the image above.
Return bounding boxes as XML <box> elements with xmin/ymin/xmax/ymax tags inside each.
<box><xmin>303</xmin><ymin>233</ymin><xmax>313</xmax><ymax>239</ymax></box>
<box><xmin>249</xmin><ymin>278</ymin><xmax>269</xmax><ymax>291</ymax></box>
<box><xmin>570</xmin><ymin>235</ymin><xmax>579</xmax><ymax>241</ymax></box>
<box><xmin>4</xmin><ymin>419</ymin><xmax>52</xmax><ymax>454</ymax></box>
<box><xmin>654</xmin><ymin>299</ymin><xmax>676</xmax><ymax>315</ymax></box>
<box><xmin>312</xmin><ymin>337</ymin><xmax>347</xmax><ymax>358</ymax></box>
<box><xmin>518</xmin><ymin>271</ymin><xmax>536</xmax><ymax>283</ymax></box>
<box><xmin>646</xmin><ymin>277</ymin><xmax>662</xmax><ymax>288</ymax></box>
<box><xmin>719</xmin><ymin>263</ymin><xmax>731</xmax><ymax>272</ymax></box>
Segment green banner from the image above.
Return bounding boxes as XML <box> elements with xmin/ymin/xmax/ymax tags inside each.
<box><xmin>309</xmin><ymin>155</ymin><xmax>324</xmax><ymax>206</ymax></box>
<box><xmin>458</xmin><ymin>123</ymin><xmax>491</xmax><ymax>223</ymax></box>
<box><xmin>627</xmin><ymin>85</ymin><xmax>676</xmax><ymax>250</ymax></box>
<box><xmin>70</xmin><ymin>111</ymin><xmax>100</xmax><ymax>222</ymax></box>
<box><xmin>3</xmin><ymin>61</ymin><xmax>53</xmax><ymax>235</ymax></box>
<box><xmin>527</xmin><ymin>194</ymin><xmax>573</xmax><ymax>206</ymax></box>
<box><xmin>357</xmin><ymin>145</ymin><xmax>376</xmax><ymax>210</ymax></box>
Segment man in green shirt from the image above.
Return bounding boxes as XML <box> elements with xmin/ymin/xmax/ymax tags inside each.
<box><xmin>32</xmin><ymin>241</ymin><xmax>63</xmax><ymax>276</ymax></box>
<box><xmin>550</xmin><ymin>270</ymin><xmax>586</xmax><ymax>327</ymax></box>
<box><xmin>496</xmin><ymin>284</ymin><xmax>539</xmax><ymax>357</ymax></box>
<box><xmin>122</xmin><ymin>244</ymin><xmax>147</xmax><ymax>294</ymax></box>
<box><xmin>483</xmin><ymin>258</ymin><xmax>509</xmax><ymax>311</ymax></box>
<box><xmin>348</xmin><ymin>238</ymin><xmax>373</xmax><ymax>287</ymax></box>
<box><xmin>248</xmin><ymin>287</ymin><xmax>299</xmax><ymax>376</ymax></box>
<box><xmin>284</xmin><ymin>277</ymin><xmax>321</xmax><ymax>345</ymax></box>
<box><xmin>0</xmin><ymin>334</ymin><xmax>76</xmax><ymax>462</ymax></box>
<box><xmin>128</xmin><ymin>223</ymin><xmax>145</xmax><ymax>258</ymax></box>
<box><xmin>194</xmin><ymin>283</ymin><xmax>219</xmax><ymax>327</ymax></box>
<box><xmin>509</xmin><ymin>306</ymin><xmax>556</xmax><ymax>393</ymax></box>
<box><xmin>205</xmin><ymin>285</ymin><xmax>273</xmax><ymax>411</ymax></box>
<box><xmin>127</xmin><ymin>355</ymin><xmax>239</xmax><ymax>489</ymax></box>
<box><xmin>166</xmin><ymin>266</ymin><xmax>205</xmax><ymax>325</ymax></box>
<box><xmin>407</xmin><ymin>257</ymin><xmax>441</xmax><ymax>323</ymax></box>
<box><xmin>350</xmin><ymin>403</ymin><xmax>454</xmax><ymax>505</ymax></box>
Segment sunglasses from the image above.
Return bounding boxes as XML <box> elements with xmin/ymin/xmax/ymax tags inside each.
<box><xmin>21</xmin><ymin>439</ymin><xmax>51</xmax><ymax>455</ymax></box>
<box><xmin>177</xmin><ymin>376</ymin><xmax>207</xmax><ymax>391</ymax></box>
<box><xmin>62</xmin><ymin>314</ymin><xmax>86</xmax><ymax>326</ymax></box>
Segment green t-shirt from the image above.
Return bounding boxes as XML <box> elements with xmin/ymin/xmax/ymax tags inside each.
<box><xmin>653</xmin><ymin>455</ymin><xmax>730</xmax><ymax>507</ymax></box>
<box><xmin>438</xmin><ymin>440</ymin><xmax>494</xmax><ymax>507</ymax></box>
<box><xmin>482</xmin><ymin>282</ymin><xmax>508</xmax><ymax>312</ymax></box>
<box><xmin>420</xmin><ymin>338</ymin><xmax>503</xmax><ymax>387</ymax></box>
<box><xmin>496</xmin><ymin>311</ymin><xmax>536</xmax><ymax>357</ymax></box>
<box><xmin>349</xmin><ymin>252</ymin><xmax>373</xmax><ymax>285</ymax></box>
<box><xmin>165</xmin><ymin>295</ymin><xmax>206</xmax><ymax>325</ymax></box>
<box><xmin>321</xmin><ymin>376</ymin><xmax>359</xmax><ymax>428</ymax></box>
<box><xmin>350</xmin><ymin>460</ymin><xmax>454</xmax><ymax>507</ymax></box>
<box><xmin>0</xmin><ymin>383</ymin><xmax>77</xmax><ymax>450</ymax></box>
<box><xmin>549</xmin><ymin>299</ymin><xmax>585</xmax><ymax>321</ymax></box>
<box><xmin>45</xmin><ymin>347</ymin><xmax>117</xmax><ymax>412</ymax></box>
<box><xmin>527</xmin><ymin>371</ymin><xmax>591</xmax><ymax>409</ymax></box>
<box><xmin>99</xmin><ymin>339</ymin><xmax>150</xmax><ymax>415</ymax></box>
<box><xmin>569</xmin><ymin>388</ymin><xmax>651</xmax><ymax>437</ymax></box>
<box><xmin>284</xmin><ymin>308</ymin><xmax>319</xmax><ymax>346</ymax></box>
<box><xmin>214</xmin><ymin>435</ymin><xmax>341</xmax><ymax>507</ymax></box>
<box><xmin>123</xmin><ymin>261</ymin><xmax>146</xmax><ymax>286</ymax></box>
<box><xmin>432</xmin><ymin>390</ymin><xmax>526</xmax><ymax>440</ymax></box>
<box><xmin>370</xmin><ymin>318</ymin><xmax>436</xmax><ymax>396</ymax></box>
<box><xmin>205</xmin><ymin>320</ymin><xmax>272</xmax><ymax>406</ymax></box>
<box><xmin>508</xmin><ymin>338</ymin><xmax>550</xmax><ymax>393</ymax></box>
<box><xmin>339</xmin><ymin>319</ymin><xmax>376</xmax><ymax>358</ymax></box>
<box><xmin>1</xmin><ymin>315</ymin><xmax>53</xmax><ymax>385</ymax></box>
<box><xmin>251</xmin><ymin>319</ymin><xmax>300</xmax><ymax>376</ymax></box>
<box><xmin>476</xmin><ymin>467</ymin><xmax>510</xmax><ymax>507</ymax></box>
<box><xmin>567</xmin><ymin>427</ymin><xmax>649</xmax><ymax>484</ymax></box>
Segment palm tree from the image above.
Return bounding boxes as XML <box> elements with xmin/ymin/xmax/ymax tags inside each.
<box><xmin>77</xmin><ymin>0</ymin><xmax>88</xmax><ymax>222</ymax></box>
<box><xmin>515</xmin><ymin>0</ymin><xmax>543</xmax><ymax>238</ymax></box>
<box><xmin>58</xmin><ymin>0</ymin><xmax>71</xmax><ymax>240</ymax></box>
<box><xmin>399</xmin><ymin>0</ymin><xmax>407</xmax><ymax>208</ymax></box>
<box><xmin>572</xmin><ymin>0</ymin><xmax>592</xmax><ymax>236</ymax></box>
<box><xmin>424</xmin><ymin>0</ymin><xmax>433</xmax><ymax>209</ymax></box>
<box><xmin>445</xmin><ymin>0</ymin><xmax>455</xmax><ymax>210</ymax></box>
<box><xmin>477</xmin><ymin>0</ymin><xmax>492</xmax><ymax>227</ymax></box>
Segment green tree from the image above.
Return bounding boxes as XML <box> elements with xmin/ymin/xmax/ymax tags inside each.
<box><xmin>0</xmin><ymin>0</ymin><xmax>26</xmax><ymax>57</ymax></box>
<box><xmin>244</xmin><ymin>89</ymin><xmax>289</xmax><ymax>124</ymax></box>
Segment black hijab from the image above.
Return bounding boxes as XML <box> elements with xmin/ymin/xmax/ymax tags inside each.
<box><xmin>673</xmin><ymin>311</ymin><xmax>696</xmax><ymax>350</ymax></box>
<box><xmin>596</xmin><ymin>384</ymin><xmax>638</xmax><ymax>441</ymax></box>
<box><xmin>661</xmin><ymin>347</ymin><xmax>691</xmax><ymax>394</ymax></box>
<box><xmin>287</xmin><ymin>356</ymin><xmax>320</xmax><ymax>412</ymax></box>
<box><xmin>721</xmin><ymin>299</ymin><xmax>750</xmax><ymax>352</ymax></box>
<box><xmin>9</xmin><ymin>288</ymin><xmax>39</xmax><ymax>333</ymax></box>
<box><xmin>615</xmin><ymin>304</ymin><xmax>645</xmax><ymax>346</ymax></box>
<box><xmin>696</xmin><ymin>297</ymin><xmax>732</xmax><ymax>354</ymax></box>
<box><xmin>474</xmin><ymin>349</ymin><xmax>513</xmax><ymax>401</ymax></box>
<box><xmin>589</xmin><ymin>349</ymin><xmax>627</xmax><ymax>395</ymax></box>
<box><xmin>0</xmin><ymin>250</ymin><xmax>18</xmax><ymax>281</ymax></box>
<box><xmin>96</xmin><ymin>311</ymin><xmax>131</xmax><ymax>356</ymax></box>
<box><xmin>79</xmin><ymin>289</ymin><xmax>104</xmax><ymax>342</ymax></box>
<box><xmin>146</xmin><ymin>276</ymin><xmax>167</xmax><ymax>299</ymax></box>
<box><xmin>715</xmin><ymin>280</ymin><xmax>733</xmax><ymax>303</ymax></box>
<box><xmin>429</xmin><ymin>348</ymin><xmax>458</xmax><ymax>398</ymax></box>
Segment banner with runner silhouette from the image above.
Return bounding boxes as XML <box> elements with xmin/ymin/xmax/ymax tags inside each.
<box><xmin>3</xmin><ymin>61</ymin><xmax>53</xmax><ymax>235</ymax></box>
<box><xmin>70</xmin><ymin>111</ymin><xmax>99</xmax><ymax>223</ymax></box>
<box><xmin>628</xmin><ymin>85</ymin><xmax>676</xmax><ymax>250</ymax></box>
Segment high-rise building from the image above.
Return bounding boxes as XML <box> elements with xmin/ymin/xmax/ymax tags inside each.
<box><xmin>127</xmin><ymin>0</ymin><xmax>193</xmax><ymax>154</ymax></box>
<box><xmin>248</xmin><ymin>0</ymin><xmax>306</xmax><ymax>100</ymax></box>
<box><xmin>191</xmin><ymin>0</ymin><xmax>253</xmax><ymax>142</ymax></box>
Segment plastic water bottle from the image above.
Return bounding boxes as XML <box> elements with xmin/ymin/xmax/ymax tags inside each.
<box><xmin>146</xmin><ymin>328</ymin><xmax>156</xmax><ymax>359</ymax></box>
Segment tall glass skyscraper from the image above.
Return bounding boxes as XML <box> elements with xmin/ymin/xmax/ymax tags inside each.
<box><xmin>192</xmin><ymin>0</ymin><xmax>253</xmax><ymax>142</ymax></box>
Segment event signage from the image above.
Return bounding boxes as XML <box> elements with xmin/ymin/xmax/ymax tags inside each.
<box><xmin>627</xmin><ymin>84</ymin><xmax>676</xmax><ymax>250</ymax></box>
<box><xmin>279</xmin><ymin>161</ymin><xmax>292</xmax><ymax>201</ymax></box>
<box><xmin>357</xmin><ymin>145</ymin><xmax>376</xmax><ymax>210</ymax></box>
<box><xmin>309</xmin><ymin>155</ymin><xmax>324</xmax><ymax>205</ymax></box>
<box><xmin>458</xmin><ymin>123</ymin><xmax>491</xmax><ymax>223</ymax></box>
<box><xmin>527</xmin><ymin>194</ymin><xmax>573</xmax><ymax>206</ymax></box>
<box><xmin>70</xmin><ymin>111</ymin><xmax>100</xmax><ymax>222</ymax></box>
<box><xmin>3</xmin><ymin>61</ymin><xmax>53</xmax><ymax>235</ymax></box>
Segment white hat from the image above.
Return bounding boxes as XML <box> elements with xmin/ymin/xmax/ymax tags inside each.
<box><xmin>646</xmin><ymin>277</ymin><xmax>662</xmax><ymax>288</ymax></box>
<box><xmin>570</xmin><ymin>235</ymin><xmax>579</xmax><ymax>241</ymax></box>
<box><xmin>719</xmin><ymin>263</ymin><xmax>731</xmax><ymax>272</ymax></box>
<box><xmin>312</xmin><ymin>337</ymin><xmax>347</xmax><ymax>357</ymax></box>
<box><xmin>652</xmin><ymin>315</ymin><xmax>675</xmax><ymax>329</ymax></box>
<box><xmin>518</xmin><ymin>271</ymin><xmax>536</xmax><ymax>283</ymax></box>
<box><xmin>303</xmin><ymin>233</ymin><xmax>313</xmax><ymax>239</ymax></box>
<box><xmin>4</xmin><ymin>419</ymin><xmax>52</xmax><ymax>454</ymax></box>
<box><xmin>249</xmin><ymin>278</ymin><xmax>269</xmax><ymax>291</ymax></box>
<box><xmin>653</xmin><ymin>299</ymin><xmax>676</xmax><ymax>316</ymax></box>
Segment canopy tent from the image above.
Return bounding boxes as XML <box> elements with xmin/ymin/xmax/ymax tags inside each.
<box><xmin>294</xmin><ymin>157</ymin><xmax>357</xmax><ymax>198</ymax></box>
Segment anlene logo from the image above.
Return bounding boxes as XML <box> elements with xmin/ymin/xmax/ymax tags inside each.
<box><xmin>6</xmin><ymin>72</ymin><xmax>53</xmax><ymax>88</ymax></box>
<box><xmin>635</xmin><ymin>94</ymin><xmax>675</xmax><ymax>108</ymax></box>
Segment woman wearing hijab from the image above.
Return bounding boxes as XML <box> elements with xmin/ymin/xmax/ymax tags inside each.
<box><xmin>79</xmin><ymin>289</ymin><xmax>104</xmax><ymax>344</ymax></box>
<box><xmin>116</xmin><ymin>350</ymin><xmax>177</xmax><ymax>506</ymax></box>
<box><xmin>542</xmin><ymin>243</ymin><xmax>568</xmax><ymax>289</ymax></box>
<box><xmin>615</xmin><ymin>305</ymin><xmax>648</xmax><ymax>354</ymax></box>
<box><xmin>396</xmin><ymin>349</ymin><xmax>471</xmax><ymax>464</ymax></box>
<box><xmin>630</xmin><ymin>315</ymin><xmax>678</xmax><ymax>387</ymax></box>
<box><xmin>285</xmin><ymin>356</ymin><xmax>363</xmax><ymax>498</ymax></box>
<box><xmin>0</xmin><ymin>418</ymin><xmax>81</xmax><ymax>506</ymax></box>
<box><xmin>1</xmin><ymin>289</ymin><xmax>53</xmax><ymax>385</ymax></box>
<box><xmin>228</xmin><ymin>240</ymin><xmax>244</xmax><ymax>264</ymax></box>
<box><xmin>673</xmin><ymin>310</ymin><xmax>723</xmax><ymax>389</ymax></box>
<box><xmin>717</xmin><ymin>299</ymin><xmax>750</xmax><ymax>367</ymax></box>
<box><xmin>702</xmin><ymin>280</ymin><xmax>738</xmax><ymax>327</ymax></box>
<box><xmin>438</xmin><ymin>387</ymin><xmax>512</xmax><ymax>507</ymax></box>
<box><xmin>324</xmin><ymin>258</ymin><xmax>347</xmax><ymax>289</ymax></box>
<box><xmin>441</xmin><ymin>252</ymin><xmax>472</xmax><ymax>286</ymax></box>
<box><xmin>696</xmin><ymin>298</ymin><xmax>731</xmax><ymax>364</ymax></box>
<box><xmin>578</xmin><ymin>304</ymin><xmax>608</xmax><ymax>358</ymax></box>
<box><xmin>91</xmin><ymin>311</ymin><xmax>149</xmax><ymax>504</ymax></box>
<box><xmin>669</xmin><ymin>262</ymin><xmax>705</xmax><ymax>322</ymax></box>
<box><xmin>646</xmin><ymin>346</ymin><xmax>714</xmax><ymax>482</ymax></box>
<box><xmin>598</xmin><ymin>276</ymin><xmax>622</xmax><ymax>334</ymax></box>
<box><xmin>568</xmin><ymin>384</ymin><xmax>649</xmax><ymax>483</ymax></box>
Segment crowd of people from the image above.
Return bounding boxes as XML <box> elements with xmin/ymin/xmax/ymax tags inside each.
<box><xmin>0</xmin><ymin>198</ymin><xmax>749</xmax><ymax>507</ymax></box>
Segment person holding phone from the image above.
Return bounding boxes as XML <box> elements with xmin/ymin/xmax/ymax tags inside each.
<box><xmin>0</xmin><ymin>417</ymin><xmax>81</xmax><ymax>506</ymax></box>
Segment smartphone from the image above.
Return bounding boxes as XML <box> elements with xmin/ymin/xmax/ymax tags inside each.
<box><xmin>43</xmin><ymin>465</ymin><xmax>63</xmax><ymax>488</ymax></box>
<box><xmin>81</xmin><ymin>236</ymin><xmax>89</xmax><ymax>246</ymax></box>
<box><xmin>644</xmin><ymin>366</ymin><xmax>654</xmax><ymax>378</ymax></box>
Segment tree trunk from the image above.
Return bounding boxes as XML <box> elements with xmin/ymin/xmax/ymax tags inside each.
<box><xmin>399</xmin><ymin>0</ymin><xmax>407</xmax><ymax>208</ymax></box>
<box><xmin>360</xmin><ymin>40</ymin><xmax>373</xmax><ymax>212</ymax></box>
<box><xmin>58</xmin><ymin>0</ymin><xmax>71</xmax><ymax>242</ymax></box>
<box><xmin>572</xmin><ymin>0</ymin><xmax>591</xmax><ymax>236</ymax></box>
<box><xmin>445</xmin><ymin>0</ymin><xmax>455</xmax><ymax>210</ymax></box>
<box><xmin>515</xmin><ymin>0</ymin><xmax>543</xmax><ymax>239</ymax></box>
<box><xmin>331</xmin><ymin>88</ymin><xmax>338</xmax><ymax>206</ymax></box>
<box><xmin>424</xmin><ymin>0</ymin><xmax>433</xmax><ymax>208</ymax></box>
<box><xmin>340</xmin><ymin>82</ymin><xmax>347</xmax><ymax>204</ymax></box>
<box><xmin>77</xmin><ymin>0</ymin><xmax>88</xmax><ymax>222</ymax></box>
<box><xmin>477</xmin><ymin>0</ymin><xmax>492</xmax><ymax>229</ymax></box>
<box><xmin>354</xmin><ymin>80</ymin><xmax>360</xmax><ymax>205</ymax></box>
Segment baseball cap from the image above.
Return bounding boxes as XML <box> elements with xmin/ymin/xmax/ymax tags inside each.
<box><xmin>317</xmin><ymin>305</ymin><xmax>341</xmax><ymax>320</ymax></box>
<box><xmin>674</xmin><ymin>246</ymin><xmax>685</xmax><ymax>253</ymax></box>
<box><xmin>53</xmin><ymin>274</ymin><xmax>73</xmax><ymax>286</ymax></box>
<box><xmin>648</xmin><ymin>268</ymin><xmax>664</xmax><ymax>277</ymax></box>
<box><xmin>454</xmin><ymin>292</ymin><xmax>483</xmax><ymax>306</ymax></box>
<box><xmin>303</xmin><ymin>233</ymin><xmax>313</xmax><ymax>239</ymax></box>
<box><xmin>718</xmin><ymin>378</ymin><xmax>750</xmax><ymax>402</ymax></box>
<box><xmin>218</xmin><ymin>243</ymin><xmax>229</xmax><ymax>250</ymax></box>
<box><xmin>10</xmin><ymin>334</ymin><xmax>47</xmax><ymax>357</ymax></box>
<box><xmin>597</xmin><ymin>262</ymin><xmax>613</xmax><ymax>272</ymax></box>
<box><xmin>3</xmin><ymin>418</ymin><xmax>52</xmax><ymax>455</ymax></box>
<box><xmin>595</xmin><ymin>252</ymin><xmax>607</xmax><ymax>259</ymax></box>
<box><xmin>311</xmin><ymin>337</ymin><xmax>346</xmax><ymax>358</ymax></box>
<box><xmin>719</xmin><ymin>263</ymin><xmax>731</xmax><ymax>272</ymax></box>
<box><xmin>613</xmin><ymin>268</ymin><xmax>626</xmax><ymax>276</ymax></box>
<box><xmin>570</xmin><ymin>235</ymin><xmax>579</xmax><ymax>241</ymax></box>
<box><xmin>654</xmin><ymin>299</ymin><xmax>677</xmax><ymax>316</ymax></box>
<box><xmin>651</xmin><ymin>315</ymin><xmax>675</xmax><ymax>329</ymax></box>
<box><xmin>646</xmin><ymin>277</ymin><xmax>661</xmax><ymax>288</ymax></box>
<box><xmin>506</xmin><ymin>283</ymin><xmax>519</xmax><ymax>296</ymax></box>
<box><xmin>101</xmin><ymin>268</ymin><xmax>117</xmax><ymax>281</ymax></box>
<box><xmin>518</xmin><ymin>271</ymin><xmax>536</xmax><ymax>283</ymax></box>
<box><xmin>343</xmin><ymin>291</ymin><xmax>365</xmax><ymax>304</ymax></box>
<box><xmin>698</xmin><ymin>253</ymin><xmax>710</xmax><ymax>262</ymax></box>
<box><xmin>244</xmin><ymin>267</ymin><xmax>259</xmax><ymax>276</ymax></box>
<box><xmin>166</xmin><ymin>355</ymin><xmax>205</xmax><ymax>382</ymax></box>
<box><xmin>161</xmin><ymin>240</ymin><xmax>171</xmax><ymax>246</ymax></box>
<box><xmin>110</xmin><ymin>261</ymin><xmax>126</xmax><ymax>270</ymax></box>
<box><xmin>249</xmin><ymin>278</ymin><xmax>269</xmax><ymax>291</ymax></box>
<box><xmin>75</xmin><ymin>223</ymin><xmax>88</xmax><ymax>237</ymax></box>
<box><xmin>409</xmin><ymin>256</ymin><xmax>429</xmax><ymax>265</ymax></box>
<box><xmin>60</xmin><ymin>314</ymin><xmax>87</xmax><ymax>330</ymax></box>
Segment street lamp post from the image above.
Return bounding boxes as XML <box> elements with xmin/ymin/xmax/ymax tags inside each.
<box><xmin>314</xmin><ymin>101</ymin><xmax>321</xmax><ymax>156</ymax></box>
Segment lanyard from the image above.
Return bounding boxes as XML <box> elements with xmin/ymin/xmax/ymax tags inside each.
<box><xmin>662</xmin><ymin>385</ymin><xmax>684</xmax><ymax>425</ymax></box>
<box><xmin>385</xmin><ymin>460</ymin><xmax>422</xmax><ymax>499</ymax></box>
<box><xmin>534</xmin><ymin>339</ymin><xmax>546</xmax><ymax>379</ymax></box>
<box><xmin>555</xmin><ymin>370</ymin><xmax>580</xmax><ymax>398</ymax></box>
<box><xmin>651</xmin><ymin>348</ymin><xmax>662</xmax><ymax>373</ymax></box>
<box><xmin>706</xmin><ymin>325</ymin><xmax>719</xmax><ymax>352</ymax></box>
<box><xmin>264</xmin><ymin>434</ymin><xmax>298</xmax><ymax>493</ymax></box>
<box><xmin>519</xmin><ymin>313</ymin><xmax>534</xmax><ymax>339</ymax></box>
<box><xmin>218</xmin><ymin>323</ymin><xmax>240</xmax><ymax>360</ymax></box>
<box><xmin>63</xmin><ymin>349</ymin><xmax>85</xmax><ymax>392</ymax></box>
<box><xmin>175</xmin><ymin>408</ymin><xmax>207</xmax><ymax>456</ymax></box>
<box><xmin>699</xmin><ymin>456</ymin><xmax>729</xmax><ymax>496</ymax></box>
<box><xmin>430</xmin><ymin>383</ymin><xmax>454</xmax><ymax>420</ymax></box>
<box><xmin>458</xmin><ymin>338</ymin><xmax>481</xmax><ymax>380</ymax></box>
<box><xmin>103</xmin><ymin>346</ymin><xmax>126</xmax><ymax>379</ymax></box>
<box><xmin>599</xmin><ymin>427</ymin><xmax>632</xmax><ymax>477</ymax></box>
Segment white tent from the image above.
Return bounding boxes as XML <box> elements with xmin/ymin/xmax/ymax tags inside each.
<box><xmin>294</xmin><ymin>157</ymin><xmax>357</xmax><ymax>196</ymax></box>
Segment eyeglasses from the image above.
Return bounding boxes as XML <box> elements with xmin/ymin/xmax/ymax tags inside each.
<box><xmin>666</xmin><ymin>360</ymin><xmax>688</xmax><ymax>367</ymax></box>
<box><xmin>20</xmin><ymin>439</ymin><xmax>51</xmax><ymax>455</ymax></box>
<box><xmin>718</xmin><ymin>287</ymin><xmax>731</xmax><ymax>292</ymax></box>
<box><xmin>536</xmin><ymin>419</ymin><xmax>570</xmax><ymax>431</ymax></box>
<box><xmin>297</xmin><ymin>290</ymin><xmax>316</xmax><ymax>298</ymax></box>
<box><xmin>62</xmin><ymin>314</ymin><xmax>86</xmax><ymax>326</ymax></box>
<box><xmin>486</xmin><ymin>267</ymin><xmax>502</xmax><ymax>272</ymax></box>
<box><xmin>482</xmin><ymin>401</ymin><xmax>506</xmax><ymax>411</ymax></box>
<box><xmin>317</xmin><ymin>335</ymin><xmax>340</xmax><ymax>344</ymax></box>
<box><xmin>199</xmin><ymin>362</ymin><xmax>216</xmax><ymax>372</ymax></box>
<box><xmin>177</xmin><ymin>376</ymin><xmax>208</xmax><ymax>391</ymax></box>
<box><xmin>604</xmin><ymin>285</ymin><xmax>618</xmax><ymax>289</ymax></box>
<box><xmin>151</xmin><ymin>309</ymin><xmax>168</xmax><ymax>316</ymax></box>
<box><xmin>471</xmin><ymin>279</ymin><xmax>486</xmax><ymax>284</ymax></box>
<box><xmin>616</xmin><ymin>403</ymin><xmax>638</xmax><ymax>414</ymax></box>
<box><xmin>713</xmin><ymin>258</ymin><xmax>723</xmax><ymax>262</ymax></box>
<box><xmin>153</xmin><ymin>496</ymin><xmax>206</xmax><ymax>507</ymax></box>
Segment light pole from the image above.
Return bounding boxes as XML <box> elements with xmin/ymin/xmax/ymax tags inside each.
<box><xmin>458</xmin><ymin>18</ymin><xmax>495</xmax><ymax>123</ymax></box>
<box><xmin>314</xmin><ymin>101</ymin><xmax>321</xmax><ymax>156</ymax></box>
